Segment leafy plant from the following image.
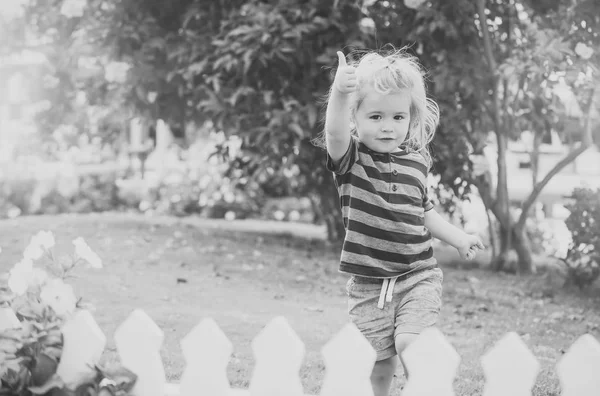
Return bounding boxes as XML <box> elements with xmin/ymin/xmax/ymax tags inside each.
<box><xmin>563</xmin><ymin>187</ymin><xmax>600</xmax><ymax>288</ymax></box>
<box><xmin>0</xmin><ymin>231</ymin><xmax>135</xmax><ymax>396</ymax></box>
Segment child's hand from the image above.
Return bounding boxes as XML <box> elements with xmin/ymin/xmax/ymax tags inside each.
<box><xmin>334</xmin><ymin>51</ymin><xmax>357</xmax><ymax>94</ymax></box>
<box><xmin>457</xmin><ymin>234</ymin><xmax>485</xmax><ymax>261</ymax></box>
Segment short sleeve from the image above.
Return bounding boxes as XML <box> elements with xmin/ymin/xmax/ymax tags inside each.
<box><xmin>423</xmin><ymin>187</ymin><xmax>434</xmax><ymax>212</ymax></box>
<box><xmin>326</xmin><ymin>137</ymin><xmax>358</xmax><ymax>175</ymax></box>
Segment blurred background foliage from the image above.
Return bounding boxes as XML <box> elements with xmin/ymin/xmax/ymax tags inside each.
<box><xmin>0</xmin><ymin>0</ymin><xmax>598</xmax><ymax>284</ymax></box>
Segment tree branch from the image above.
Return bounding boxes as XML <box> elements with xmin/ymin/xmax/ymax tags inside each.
<box><xmin>516</xmin><ymin>86</ymin><xmax>597</xmax><ymax>229</ymax></box>
<box><xmin>476</xmin><ymin>0</ymin><xmax>497</xmax><ymax>72</ymax></box>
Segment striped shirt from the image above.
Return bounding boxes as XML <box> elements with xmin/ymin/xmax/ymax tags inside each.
<box><xmin>326</xmin><ymin>137</ymin><xmax>437</xmax><ymax>278</ymax></box>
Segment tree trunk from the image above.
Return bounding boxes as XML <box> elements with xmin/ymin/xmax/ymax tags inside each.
<box><xmin>323</xmin><ymin>182</ymin><xmax>345</xmax><ymax>242</ymax></box>
<box><xmin>513</xmin><ymin>224</ymin><xmax>534</xmax><ymax>274</ymax></box>
<box><xmin>491</xmin><ymin>220</ymin><xmax>512</xmax><ymax>271</ymax></box>
<box><xmin>530</xmin><ymin>129</ymin><xmax>542</xmax><ymax>186</ymax></box>
<box><xmin>491</xmin><ymin>221</ymin><xmax>534</xmax><ymax>273</ymax></box>
<box><xmin>312</xmin><ymin>174</ymin><xmax>345</xmax><ymax>242</ymax></box>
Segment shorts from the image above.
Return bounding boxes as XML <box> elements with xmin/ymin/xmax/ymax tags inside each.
<box><xmin>345</xmin><ymin>267</ymin><xmax>443</xmax><ymax>361</ymax></box>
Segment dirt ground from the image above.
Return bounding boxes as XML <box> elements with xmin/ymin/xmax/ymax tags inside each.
<box><xmin>1</xmin><ymin>213</ymin><xmax>599</xmax><ymax>396</ymax></box>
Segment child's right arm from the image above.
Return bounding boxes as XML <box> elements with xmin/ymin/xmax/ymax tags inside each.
<box><xmin>325</xmin><ymin>51</ymin><xmax>357</xmax><ymax>163</ymax></box>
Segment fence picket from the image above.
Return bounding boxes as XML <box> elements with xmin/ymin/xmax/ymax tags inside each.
<box><xmin>556</xmin><ymin>333</ymin><xmax>600</xmax><ymax>396</ymax></box>
<box><xmin>320</xmin><ymin>323</ymin><xmax>376</xmax><ymax>396</ymax></box>
<box><xmin>179</xmin><ymin>318</ymin><xmax>233</xmax><ymax>396</ymax></box>
<box><xmin>114</xmin><ymin>309</ymin><xmax>166</xmax><ymax>396</ymax></box>
<box><xmin>481</xmin><ymin>332</ymin><xmax>539</xmax><ymax>396</ymax></box>
<box><xmin>0</xmin><ymin>307</ymin><xmax>20</xmax><ymax>331</ymax></box>
<box><xmin>56</xmin><ymin>310</ymin><xmax>106</xmax><ymax>388</ymax></box>
<box><xmin>401</xmin><ymin>327</ymin><xmax>460</xmax><ymax>396</ymax></box>
<box><xmin>249</xmin><ymin>316</ymin><xmax>305</xmax><ymax>396</ymax></box>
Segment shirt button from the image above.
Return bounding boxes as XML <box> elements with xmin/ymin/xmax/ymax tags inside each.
<box><xmin>392</xmin><ymin>169</ymin><xmax>398</xmax><ymax>176</ymax></box>
<box><xmin>392</xmin><ymin>185</ymin><xmax>398</xmax><ymax>191</ymax></box>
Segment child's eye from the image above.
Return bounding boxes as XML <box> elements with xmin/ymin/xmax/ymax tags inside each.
<box><xmin>394</xmin><ymin>115</ymin><xmax>405</xmax><ymax>120</ymax></box>
<box><xmin>370</xmin><ymin>115</ymin><xmax>381</xmax><ymax>120</ymax></box>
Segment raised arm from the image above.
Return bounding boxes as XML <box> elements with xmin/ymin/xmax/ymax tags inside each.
<box><xmin>325</xmin><ymin>51</ymin><xmax>356</xmax><ymax>163</ymax></box>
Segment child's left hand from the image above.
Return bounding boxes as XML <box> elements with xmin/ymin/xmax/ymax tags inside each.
<box><xmin>457</xmin><ymin>234</ymin><xmax>485</xmax><ymax>261</ymax></box>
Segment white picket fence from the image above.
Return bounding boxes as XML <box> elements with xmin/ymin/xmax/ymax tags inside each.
<box><xmin>1</xmin><ymin>308</ymin><xmax>600</xmax><ymax>396</ymax></box>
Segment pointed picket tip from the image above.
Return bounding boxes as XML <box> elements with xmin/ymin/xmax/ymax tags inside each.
<box><xmin>402</xmin><ymin>327</ymin><xmax>460</xmax><ymax>396</ymax></box>
<box><xmin>181</xmin><ymin>317</ymin><xmax>232</xmax><ymax>363</ymax></box>
<box><xmin>556</xmin><ymin>333</ymin><xmax>600</xmax><ymax>396</ymax></box>
<box><xmin>114</xmin><ymin>309</ymin><xmax>164</xmax><ymax>350</ymax></box>
<box><xmin>0</xmin><ymin>307</ymin><xmax>21</xmax><ymax>331</ymax></box>
<box><xmin>56</xmin><ymin>310</ymin><xmax>106</xmax><ymax>389</ymax></box>
<box><xmin>249</xmin><ymin>316</ymin><xmax>305</xmax><ymax>396</ymax></box>
<box><xmin>114</xmin><ymin>309</ymin><xmax>165</xmax><ymax>396</ymax></box>
<box><xmin>179</xmin><ymin>318</ymin><xmax>233</xmax><ymax>396</ymax></box>
<box><xmin>481</xmin><ymin>332</ymin><xmax>539</xmax><ymax>396</ymax></box>
<box><xmin>251</xmin><ymin>316</ymin><xmax>304</xmax><ymax>357</ymax></box>
<box><xmin>320</xmin><ymin>322</ymin><xmax>376</xmax><ymax>396</ymax></box>
<box><xmin>322</xmin><ymin>322</ymin><xmax>376</xmax><ymax>373</ymax></box>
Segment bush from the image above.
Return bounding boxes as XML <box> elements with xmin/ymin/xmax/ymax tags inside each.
<box><xmin>563</xmin><ymin>187</ymin><xmax>600</xmax><ymax>288</ymax></box>
<box><xmin>140</xmin><ymin>167</ymin><xmax>263</xmax><ymax>219</ymax></box>
<box><xmin>0</xmin><ymin>171</ymin><xmax>122</xmax><ymax>218</ymax></box>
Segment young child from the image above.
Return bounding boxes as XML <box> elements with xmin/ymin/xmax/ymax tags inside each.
<box><xmin>322</xmin><ymin>48</ymin><xmax>484</xmax><ymax>396</ymax></box>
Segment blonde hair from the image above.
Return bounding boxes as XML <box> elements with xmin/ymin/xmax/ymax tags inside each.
<box><xmin>349</xmin><ymin>47</ymin><xmax>439</xmax><ymax>167</ymax></box>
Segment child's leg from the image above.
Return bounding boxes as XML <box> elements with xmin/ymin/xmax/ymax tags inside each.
<box><xmin>371</xmin><ymin>356</ymin><xmax>398</xmax><ymax>396</ymax></box>
<box><xmin>393</xmin><ymin>268</ymin><xmax>444</xmax><ymax>379</ymax></box>
<box><xmin>346</xmin><ymin>276</ymin><xmax>398</xmax><ymax>396</ymax></box>
<box><xmin>394</xmin><ymin>334</ymin><xmax>418</xmax><ymax>378</ymax></box>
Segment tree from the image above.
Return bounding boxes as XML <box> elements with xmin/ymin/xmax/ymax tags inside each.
<box><xmin>6</xmin><ymin>0</ymin><xmax>597</xmax><ymax>271</ymax></box>
<box><xmin>174</xmin><ymin>0</ymin><xmax>374</xmax><ymax>240</ymax></box>
<box><xmin>366</xmin><ymin>0</ymin><xmax>598</xmax><ymax>273</ymax></box>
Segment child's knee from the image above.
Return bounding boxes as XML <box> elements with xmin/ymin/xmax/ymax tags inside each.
<box><xmin>372</xmin><ymin>356</ymin><xmax>397</xmax><ymax>380</ymax></box>
<box><xmin>395</xmin><ymin>333</ymin><xmax>418</xmax><ymax>356</ymax></box>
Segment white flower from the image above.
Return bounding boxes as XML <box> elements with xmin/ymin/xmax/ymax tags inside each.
<box><xmin>23</xmin><ymin>240</ymin><xmax>43</xmax><ymax>261</ymax></box>
<box><xmin>60</xmin><ymin>0</ymin><xmax>86</xmax><ymax>18</ymax></box>
<box><xmin>575</xmin><ymin>42</ymin><xmax>593</xmax><ymax>60</ymax></box>
<box><xmin>31</xmin><ymin>268</ymin><xmax>49</xmax><ymax>289</ymax></box>
<box><xmin>37</xmin><ymin>231</ymin><xmax>56</xmax><ymax>250</ymax></box>
<box><xmin>40</xmin><ymin>279</ymin><xmax>77</xmax><ymax>317</ymax></box>
<box><xmin>8</xmin><ymin>259</ymin><xmax>34</xmax><ymax>295</ymax></box>
<box><xmin>23</xmin><ymin>231</ymin><xmax>55</xmax><ymax>261</ymax></box>
<box><xmin>72</xmin><ymin>237</ymin><xmax>102</xmax><ymax>268</ymax></box>
<box><xmin>104</xmin><ymin>61</ymin><xmax>130</xmax><ymax>83</ymax></box>
<box><xmin>404</xmin><ymin>0</ymin><xmax>426</xmax><ymax>9</ymax></box>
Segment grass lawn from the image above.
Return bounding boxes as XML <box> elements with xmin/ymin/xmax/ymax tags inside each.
<box><xmin>1</xmin><ymin>213</ymin><xmax>599</xmax><ymax>396</ymax></box>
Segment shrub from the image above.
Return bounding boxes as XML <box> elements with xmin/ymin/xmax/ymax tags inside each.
<box><xmin>563</xmin><ymin>187</ymin><xmax>600</xmax><ymax>288</ymax></box>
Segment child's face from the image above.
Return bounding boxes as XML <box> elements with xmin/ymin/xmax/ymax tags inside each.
<box><xmin>353</xmin><ymin>87</ymin><xmax>411</xmax><ymax>153</ymax></box>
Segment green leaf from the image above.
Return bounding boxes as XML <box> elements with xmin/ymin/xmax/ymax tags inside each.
<box><xmin>289</xmin><ymin>123</ymin><xmax>305</xmax><ymax>138</ymax></box>
<box><xmin>28</xmin><ymin>373</ymin><xmax>64</xmax><ymax>394</ymax></box>
<box><xmin>306</xmin><ymin>104</ymin><xmax>318</xmax><ymax>128</ymax></box>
